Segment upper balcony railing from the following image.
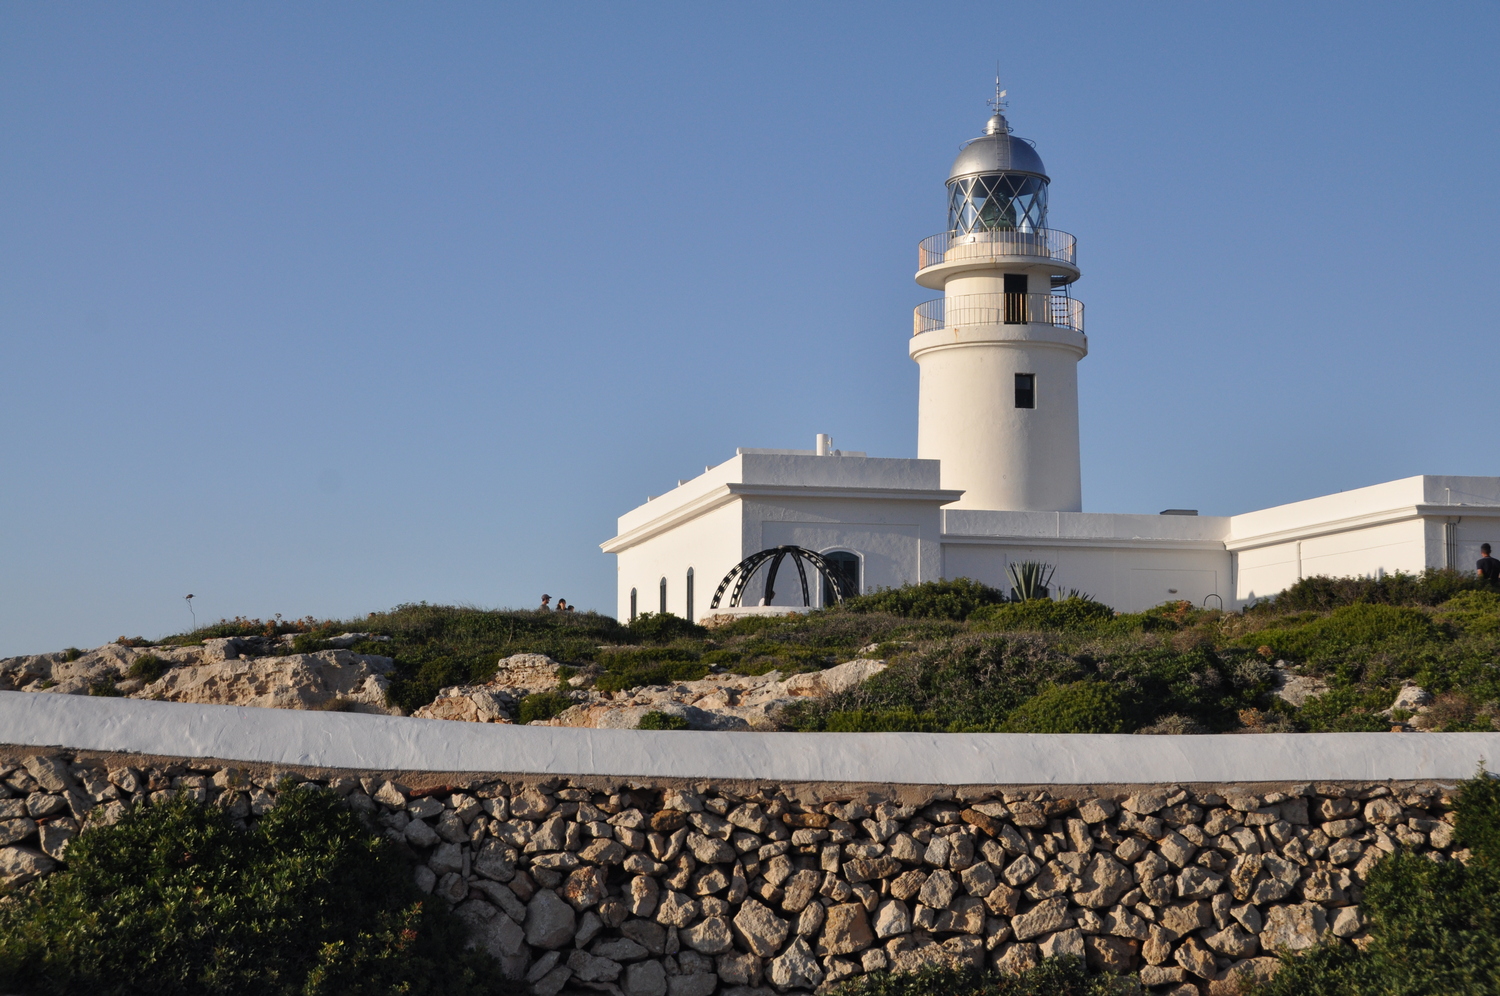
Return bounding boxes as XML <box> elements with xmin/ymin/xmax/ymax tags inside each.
<box><xmin>914</xmin><ymin>292</ymin><xmax>1084</xmax><ymax>336</ymax></box>
<box><xmin>917</xmin><ymin>227</ymin><xmax>1077</xmax><ymax>271</ymax></box>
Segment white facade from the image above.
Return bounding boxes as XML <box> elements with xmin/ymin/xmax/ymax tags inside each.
<box><xmin>602</xmin><ymin>100</ymin><xmax>1500</xmax><ymax>619</ymax></box>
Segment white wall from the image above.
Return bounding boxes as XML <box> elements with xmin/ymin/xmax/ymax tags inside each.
<box><xmin>613</xmin><ymin>500</ymin><xmax>744</xmax><ymax>622</ymax></box>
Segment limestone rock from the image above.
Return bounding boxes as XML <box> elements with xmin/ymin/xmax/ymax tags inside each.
<box><xmin>1084</xmin><ymin>934</ymin><xmax>1136</xmax><ymax>973</ymax></box>
<box><xmin>1038</xmin><ymin>928</ymin><xmax>1085</xmax><ymax>961</ymax></box>
<box><xmin>138</xmin><ymin>650</ymin><xmax>396</xmax><ymax>713</ymax></box>
<box><xmin>767</xmin><ymin>936</ymin><xmax>824</xmax><ymax>990</ymax></box>
<box><xmin>1261</xmin><ymin>903</ymin><xmax>1327</xmax><ymax>953</ymax></box>
<box><xmin>818</xmin><ymin>903</ymin><xmax>874</xmax><ymax>955</ymax></box>
<box><xmin>681</xmin><ymin>916</ymin><xmax>734</xmax><ymax>954</ymax></box>
<box><xmin>733</xmin><ymin>899</ymin><xmax>790</xmax><ymax>956</ymax></box>
<box><xmin>568</xmin><ymin>948</ymin><xmax>624</xmax><ymax>983</ymax></box>
<box><xmin>1012</xmin><ymin>897</ymin><xmax>1068</xmax><ymax>941</ymax></box>
<box><xmin>0</xmin><ymin>846</ymin><xmax>56</xmax><ymax>887</ymax></box>
<box><xmin>624</xmin><ymin>959</ymin><xmax>669</xmax><ymax>996</ymax></box>
<box><xmin>525</xmin><ymin>889</ymin><xmax>578</xmax><ymax>949</ymax></box>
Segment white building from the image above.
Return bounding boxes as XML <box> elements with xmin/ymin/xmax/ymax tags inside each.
<box><xmin>602</xmin><ymin>95</ymin><xmax>1500</xmax><ymax>620</ymax></box>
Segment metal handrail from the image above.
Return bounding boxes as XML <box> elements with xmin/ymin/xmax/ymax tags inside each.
<box><xmin>917</xmin><ymin>228</ymin><xmax>1077</xmax><ymax>271</ymax></box>
<box><xmin>913</xmin><ymin>293</ymin><xmax>1084</xmax><ymax>336</ymax></box>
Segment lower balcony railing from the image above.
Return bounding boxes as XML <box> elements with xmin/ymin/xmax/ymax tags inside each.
<box><xmin>917</xmin><ymin>228</ymin><xmax>1077</xmax><ymax>271</ymax></box>
<box><xmin>913</xmin><ymin>293</ymin><xmax>1084</xmax><ymax>336</ymax></box>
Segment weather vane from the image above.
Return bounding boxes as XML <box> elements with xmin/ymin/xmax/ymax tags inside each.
<box><xmin>988</xmin><ymin>65</ymin><xmax>1008</xmax><ymax>115</ymax></box>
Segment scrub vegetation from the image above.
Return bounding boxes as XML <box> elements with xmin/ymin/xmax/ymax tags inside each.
<box><xmin>151</xmin><ymin>569</ymin><xmax>1500</xmax><ymax>734</ymax></box>
<box><xmin>1247</xmin><ymin>769</ymin><xmax>1500</xmax><ymax>996</ymax></box>
<box><xmin>0</xmin><ymin>784</ymin><xmax>513</xmax><ymax>996</ymax></box>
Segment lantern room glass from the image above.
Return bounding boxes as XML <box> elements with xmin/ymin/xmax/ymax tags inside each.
<box><xmin>947</xmin><ymin>173</ymin><xmax>1049</xmax><ymax>234</ymax></box>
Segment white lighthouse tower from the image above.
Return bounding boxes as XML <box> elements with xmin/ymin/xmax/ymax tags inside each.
<box><xmin>910</xmin><ymin>87</ymin><xmax>1085</xmax><ymax>511</ymax></box>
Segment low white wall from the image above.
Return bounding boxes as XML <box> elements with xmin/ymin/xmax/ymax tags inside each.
<box><xmin>3</xmin><ymin>692</ymin><xmax>1497</xmax><ymax>784</ymax></box>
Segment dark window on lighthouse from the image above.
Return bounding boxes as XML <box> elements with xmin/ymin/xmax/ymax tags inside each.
<box><xmin>1015</xmin><ymin>373</ymin><xmax>1036</xmax><ymax>409</ymax></box>
<box><xmin>1003</xmin><ymin>273</ymin><xmax>1029</xmax><ymax>323</ymax></box>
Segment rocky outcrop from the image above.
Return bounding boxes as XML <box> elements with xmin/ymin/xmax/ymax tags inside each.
<box><xmin>4</xmin><ymin>749</ymin><xmax>1464</xmax><ymax>995</ymax></box>
<box><xmin>417</xmin><ymin>657</ymin><xmax>889</xmax><ymax>731</ymax></box>
<box><xmin>142</xmin><ymin>650</ymin><xmax>396</xmax><ymax>713</ymax></box>
<box><xmin>0</xmin><ymin>641</ymin><xmax>397</xmax><ymax>714</ymax></box>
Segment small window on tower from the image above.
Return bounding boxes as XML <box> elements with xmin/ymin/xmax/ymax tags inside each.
<box><xmin>1015</xmin><ymin>373</ymin><xmax>1036</xmax><ymax>409</ymax></box>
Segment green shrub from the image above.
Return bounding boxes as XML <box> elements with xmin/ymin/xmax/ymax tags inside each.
<box><xmin>1250</xmin><ymin>603</ymin><xmax>1443</xmax><ymax>663</ymax></box>
<box><xmin>0</xmin><ymin>786</ymin><xmax>512</xmax><ymax>996</ymax></box>
<box><xmin>1000</xmin><ymin>681</ymin><xmax>1127</xmax><ymax>733</ymax></box>
<box><xmin>1292</xmin><ymin>686</ymin><xmax>1395</xmax><ymax>732</ymax></box>
<box><xmin>126</xmin><ymin>653</ymin><xmax>167</xmax><ymax>683</ymax></box>
<box><xmin>1265</xmin><ymin>568</ymin><xmax>1491</xmax><ymax>612</ymax></box>
<box><xmin>636</xmin><ymin>711</ymin><xmax>690</xmax><ymax>730</ymax></box>
<box><xmin>627</xmin><ymin>612</ymin><xmax>707</xmax><ymax>643</ymax></box>
<box><xmin>61</xmin><ymin>648</ymin><xmax>82</xmax><ymax>662</ymax></box>
<box><xmin>971</xmin><ymin>596</ymin><xmax>1116</xmax><ymax>631</ymax></box>
<box><xmin>841</xmin><ymin>579</ymin><xmax>1008</xmax><ymax>621</ymax></box>
<box><xmin>1437</xmin><ymin>590</ymin><xmax>1500</xmax><ymax>637</ymax></box>
<box><xmin>1251</xmin><ymin>771</ymin><xmax>1500</xmax><ymax>996</ymax></box>
<box><xmin>593</xmin><ymin>646</ymin><xmax>708</xmax><ymax>691</ymax></box>
<box><xmin>517</xmin><ymin>692</ymin><xmax>574</xmax><ymax>724</ymax></box>
<box><xmin>828</xmin><ymin>959</ymin><xmax>1134</xmax><ymax>996</ymax></box>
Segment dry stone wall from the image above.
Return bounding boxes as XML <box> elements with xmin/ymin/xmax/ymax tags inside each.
<box><xmin>0</xmin><ymin>751</ymin><xmax>1471</xmax><ymax>996</ymax></box>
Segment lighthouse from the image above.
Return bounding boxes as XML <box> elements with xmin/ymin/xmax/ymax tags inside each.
<box><xmin>911</xmin><ymin>88</ymin><xmax>1085</xmax><ymax>512</ymax></box>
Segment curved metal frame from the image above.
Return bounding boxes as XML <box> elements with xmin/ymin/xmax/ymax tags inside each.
<box><xmin>709</xmin><ymin>546</ymin><xmax>855</xmax><ymax>610</ymax></box>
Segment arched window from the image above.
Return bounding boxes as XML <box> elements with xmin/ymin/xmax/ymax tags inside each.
<box><xmin>686</xmin><ymin>568</ymin><xmax>695</xmax><ymax>623</ymax></box>
<box><xmin>629</xmin><ymin>588</ymin><xmax>637</xmax><ymax>622</ymax></box>
<box><xmin>822</xmin><ymin>551</ymin><xmax>861</xmax><ymax>605</ymax></box>
<box><xmin>659</xmin><ymin>577</ymin><xmax>667</xmax><ymax>615</ymax></box>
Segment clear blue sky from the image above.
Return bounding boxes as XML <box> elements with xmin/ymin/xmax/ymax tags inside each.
<box><xmin>3</xmin><ymin>4</ymin><xmax>1498</xmax><ymax>654</ymax></box>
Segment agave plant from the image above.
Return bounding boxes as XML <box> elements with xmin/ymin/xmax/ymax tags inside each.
<box><xmin>1007</xmin><ymin>561</ymin><xmax>1056</xmax><ymax>601</ymax></box>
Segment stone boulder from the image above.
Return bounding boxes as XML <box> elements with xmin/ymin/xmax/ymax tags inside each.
<box><xmin>139</xmin><ymin>649</ymin><xmax>396</xmax><ymax>713</ymax></box>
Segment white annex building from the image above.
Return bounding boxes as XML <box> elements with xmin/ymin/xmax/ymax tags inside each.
<box><xmin>603</xmin><ymin>94</ymin><xmax>1500</xmax><ymax>620</ymax></box>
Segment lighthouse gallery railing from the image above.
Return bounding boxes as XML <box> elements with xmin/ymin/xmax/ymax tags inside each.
<box><xmin>913</xmin><ymin>293</ymin><xmax>1084</xmax><ymax>336</ymax></box>
<box><xmin>917</xmin><ymin>228</ymin><xmax>1077</xmax><ymax>271</ymax></box>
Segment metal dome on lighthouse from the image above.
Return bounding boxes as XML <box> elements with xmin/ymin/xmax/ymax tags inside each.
<box><xmin>910</xmin><ymin>80</ymin><xmax>1087</xmax><ymax>513</ymax></box>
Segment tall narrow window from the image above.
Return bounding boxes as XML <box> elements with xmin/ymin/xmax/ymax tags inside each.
<box><xmin>629</xmin><ymin>588</ymin><xmax>637</xmax><ymax>622</ymax></box>
<box><xmin>822</xmin><ymin>551</ymin><xmax>861</xmax><ymax>605</ymax></box>
<box><xmin>659</xmin><ymin>577</ymin><xmax>667</xmax><ymax>615</ymax></box>
<box><xmin>685</xmin><ymin>568</ymin><xmax>694</xmax><ymax>623</ymax></box>
<box><xmin>1015</xmin><ymin>373</ymin><xmax>1036</xmax><ymax>409</ymax></box>
<box><xmin>1003</xmin><ymin>273</ymin><xmax>1029</xmax><ymax>324</ymax></box>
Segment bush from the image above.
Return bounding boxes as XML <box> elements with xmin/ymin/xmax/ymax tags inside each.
<box><xmin>828</xmin><ymin>959</ymin><xmax>1134</xmax><ymax>996</ymax></box>
<box><xmin>636</xmin><ymin>711</ymin><xmax>690</xmax><ymax>730</ymax></box>
<box><xmin>517</xmin><ymin>691</ymin><xmax>574</xmax><ymax>724</ymax></box>
<box><xmin>1265</xmin><ymin>568</ymin><xmax>1492</xmax><ymax>612</ymax></box>
<box><xmin>1251</xmin><ymin>771</ymin><xmax>1500</xmax><ymax>995</ymax></box>
<box><xmin>0</xmin><ymin>786</ymin><xmax>513</xmax><ymax>996</ymax></box>
<box><xmin>1250</xmin><ymin>603</ymin><xmax>1442</xmax><ymax>663</ymax></box>
<box><xmin>627</xmin><ymin>612</ymin><xmax>707</xmax><ymax>643</ymax></box>
<box><xmin>593</xmin><ymin>646</ymin><xmax>708</xmax><ymax>692</ymax></box>
<box><xmin>841</xmin><ymin>579</ymin><xmax>1008</xmax><ymax>621</ymax></box>
<box><xmin>1000</xmin><ymin>681</ymin><xmax>1128</xmax><ymax>733</ymax></box>
<box><xmin>971</xmin><ymin>597</ymin><xmax>1116</xmax><ymax>631</ymax></box>
<box><xmin>125</xmin><ymin>654</ymin><xmax>167</xmax><ymax>683</ymax></box>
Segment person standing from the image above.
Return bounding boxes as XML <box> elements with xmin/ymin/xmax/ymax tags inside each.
<box><xmin>1478</xmin><ymin>545</ymin><xmax>1500</xmax><ymax>582</ymax></box>
<box><xmin>538</xmin><ymin>594</ymin><xmax>553</xmax><ymax>611</ymax></box>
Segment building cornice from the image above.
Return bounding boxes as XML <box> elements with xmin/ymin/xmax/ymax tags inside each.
<box><xmin>601</xmin><ymin>484</ymin><xmax>965</xmax><ymax>554</ymax></box>
<box><xmin>1226</xmin><ymin>503</ymin><xmax>1500</xmax><ymax>553</ymax></box>
<box><xmin>940</xmin><ymin>533</ymin><xmax>1229</xmax><ymax>552</ymax></box>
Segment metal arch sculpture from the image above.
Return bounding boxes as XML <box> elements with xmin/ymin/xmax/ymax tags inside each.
<box><xmin>709</xmin><ymin>546</ymin><xmax>854</xmax><ymax>610</ymax></box>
